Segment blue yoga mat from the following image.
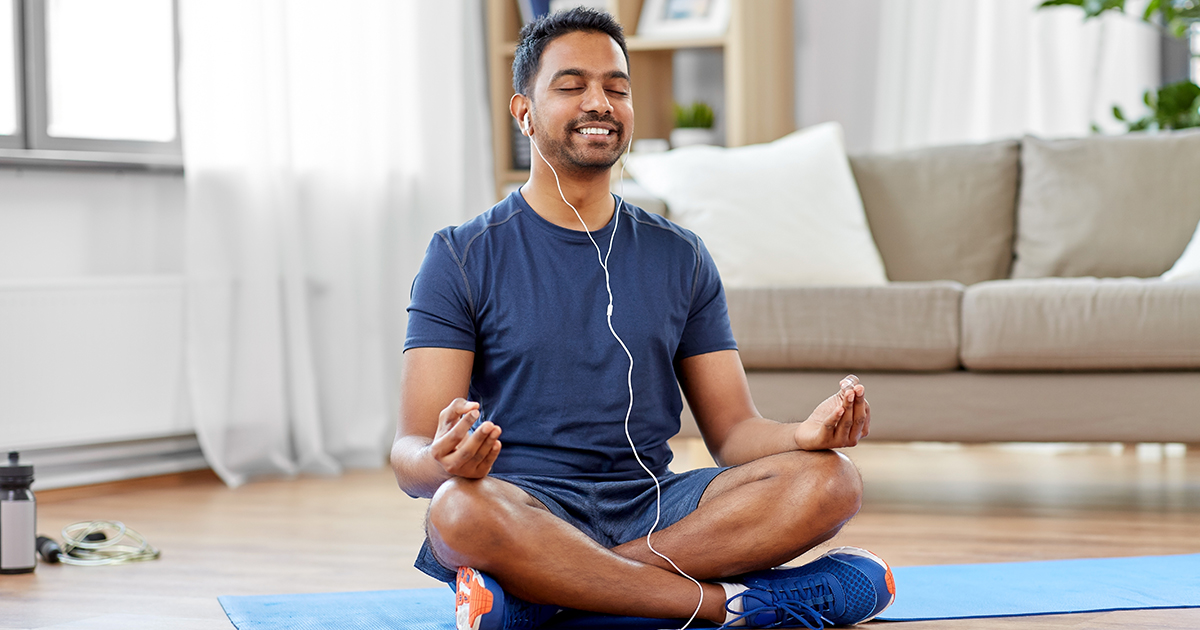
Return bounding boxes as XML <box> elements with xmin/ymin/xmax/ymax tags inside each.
<box><xmin>218</xmin><ymin>553</ymin><xmax>1200</xmax><ymax>629</ymax></box>
<box><xmin>220</xmin><ymin>589</ymin><xmax>456</xmax><ymax>630</ymax></box>
<box><xmin>879</xmin><ymin>552</ymin><xmax>1200</xmax><ymax>621</ymax></box>
<box><xmin>218</xmin><ymin>589</ymin><xmax>686</xmax><ymax>630</ymax></box>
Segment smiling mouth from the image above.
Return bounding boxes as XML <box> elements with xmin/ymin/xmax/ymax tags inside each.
<box><xmin>575</xmin><ymin>127</ymin><xmax>613</xmax><ymax>136</ymax></box>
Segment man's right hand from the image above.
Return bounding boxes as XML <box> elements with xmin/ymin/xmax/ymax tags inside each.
<box><xmin>430</xmin><ymin>398</ymin><xmax>502</xmax><ymax>479</ymax></box>
<box><xmin>793</xmin><ymin>375</ymin><xmax>870</xmax><ymax>451</ymax></box>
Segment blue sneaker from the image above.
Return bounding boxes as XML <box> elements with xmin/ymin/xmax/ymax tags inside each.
<box><xmin>455</xmin><ymin>567</ymin><xmax>561</xmax><ymax>630</ymax></box>
<box><xmin>724</xmin><ymin>547</ymin><xmax>895</xmax><ymax>628</ymax></box>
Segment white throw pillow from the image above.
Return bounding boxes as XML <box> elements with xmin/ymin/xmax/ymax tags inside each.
<box><xmin>1161</xmin><ymin>218</ymin><xmax>1200</xmax><ymax>282</ymax></box>
<box><xmin>624</xmin><ymin>122</ymin><xmax>887</xmax><ymax>287</ymax></box>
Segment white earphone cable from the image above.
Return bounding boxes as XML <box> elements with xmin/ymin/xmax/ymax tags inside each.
<box><xmin>527</xmin><ymin>123</ymin><xmax>705</xmax><ymax>628</ymax></box>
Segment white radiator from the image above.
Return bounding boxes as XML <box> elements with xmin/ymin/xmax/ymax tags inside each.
<box><xmin>0</xmin><ymin>276</ymin><xmax>204</xmax><ymax>488</ymax></box>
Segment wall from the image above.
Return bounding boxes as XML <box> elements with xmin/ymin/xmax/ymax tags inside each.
<box><xmin>793</xmin><ymin>0</ymin><xmax>882</xmax><ymax>154</ymax></box>
<box><xmin>0</xmin><ymin>167</ymin><xmax>200</xmax><ymax>488</ymax></box>
<box><xmin>0</xmin><ymin>169</ymin><xmax>185</xmax><ymax>279</ymax></box>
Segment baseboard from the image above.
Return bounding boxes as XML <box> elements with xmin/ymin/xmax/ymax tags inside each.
<box><xmin>20</xmin><ymin>433</ymin><xmax>210</xmax><ymax>491</ymax></box>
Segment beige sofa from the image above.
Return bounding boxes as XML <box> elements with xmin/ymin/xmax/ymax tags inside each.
<box><xmin>677</xmin><ymin>131</ymin><xmax>1200</xmax><ymax>444</ymax></box>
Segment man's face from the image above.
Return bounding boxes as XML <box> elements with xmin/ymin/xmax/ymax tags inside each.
<box><xmin>527</xmin><ymin>31</ymin><xmax>633</xmax><ymax>175</ymax></box>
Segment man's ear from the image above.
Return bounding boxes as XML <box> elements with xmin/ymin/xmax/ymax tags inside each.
<box><xmin>510</xmin><ymin>94</ymin><xmax>532</xmax><ymax>137</ymax></box>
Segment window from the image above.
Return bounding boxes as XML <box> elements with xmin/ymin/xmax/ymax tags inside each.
<box><xmin>0</xmin><ymin>0</ymin><xmax>180</xmax><ymax>164</ymax></box>
<box><xmin>1</xmin><ymin>0</ymin><xmax>21</xmax><ymax>147</ymax></box>
<box><xmin>1191</xmin><ymin>23</ymin><xmax>1199</xmax><ymax>83</ymax></box>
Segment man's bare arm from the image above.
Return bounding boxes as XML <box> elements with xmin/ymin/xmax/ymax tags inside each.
<box><xmin>677</xmin><ymin>350</ymin><xmax>870</xmax><ymax>467</ymax></box>
<box><xmin>390</xmin><ymin>347</ymin><xmax>502</xmax><ymax>499</ymax></box>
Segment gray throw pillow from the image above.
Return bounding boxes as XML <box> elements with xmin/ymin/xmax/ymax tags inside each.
<box><xmin>850</xmin><ymin>139</ymin><xmax>1019</xmax><ymax>285</ymax></box>
<box><xmin>1012</xmin><ymin>131</ymin><xmax>1200</xmax><ymax>279</ymax></box>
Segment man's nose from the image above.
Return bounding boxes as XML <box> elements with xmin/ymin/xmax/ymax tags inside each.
<box><xmin>581</xmin><ymin>84</ymin><xmax>613</xmax><ymax>115</ymax></box>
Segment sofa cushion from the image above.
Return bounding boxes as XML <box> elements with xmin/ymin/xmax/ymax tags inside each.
<box><xmin>961</xmin><ymin>278</ymin><xmax>1200</xmax><ymax>371</ymax></box>
<box><xmin>849</xmin><ymin>139</ymin><xmax>1019</xmax><ymax>285</ymax></box>
<box><xmin>1012</xmin><ymin>131</ymin><xmax>1200</xmax><ymax>279</ymax></box>
<box><xmin>727</xmin><ymin>282</ymin><xmax>963</xmax><ymax>371</ymax></box>
<box><xmin>625</xmin><ymin>123</ymin><xmax>888</xmax><ymax>288</ymax></box>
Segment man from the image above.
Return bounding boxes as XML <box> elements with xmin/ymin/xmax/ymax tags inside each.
<box><xmin>391</xmin><ymin>8</ymin><xmax>893</xmax><ymax>630</ymax></box>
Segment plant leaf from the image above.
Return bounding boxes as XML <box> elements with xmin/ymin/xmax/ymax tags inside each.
<box><xmin>1143</xmin><ymin>0</ymin><xmax>1161</xmax><ymax>20</ymax></box>
<box><xmin>1157</xmin><ymin>80</ymin><xmax>1200</xmax><ymax>113</ymax></box>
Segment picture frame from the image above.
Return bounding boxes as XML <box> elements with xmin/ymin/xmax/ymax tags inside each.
<box><xmin>637</xmin><ymin>0</ymin><xmax>730</xmax><ymax>39</ymax></box>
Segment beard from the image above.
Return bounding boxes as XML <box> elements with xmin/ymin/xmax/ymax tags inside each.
<box><xmin>539</xmin><ymin>114</ymin><xmax>629</xmax><ymax>176</ymax></box>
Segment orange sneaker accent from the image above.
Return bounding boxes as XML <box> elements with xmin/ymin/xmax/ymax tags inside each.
<box><xmin>858</xmin><ymin>547</ymin><xmax>896</xmax><ymax>596</ymax></box>
<box><xmin>865</xmin><ymin>547</ymin><xmax>896</xmax><ymax>596</ymax></box>
<box><xmin>455</xmin><ymin>567</ymin><xmax>494</xmax><ymax>630</ymax></box>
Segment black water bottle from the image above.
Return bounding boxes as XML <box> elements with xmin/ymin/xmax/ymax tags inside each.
<box><xmin>0</xmin><ymin>452</ymin><xmax>36</xmax><ymax>573</ymax></box>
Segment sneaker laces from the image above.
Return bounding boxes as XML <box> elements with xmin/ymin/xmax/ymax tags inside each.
<box><xmin>721</xmin><ymin>574</ymin><xmax>842</xmax><ymax>630</ymax></box>
<box><xmin>504</xmin><ymin>595</ymin><xmax>558</xmax><ymax>630</ymax></box>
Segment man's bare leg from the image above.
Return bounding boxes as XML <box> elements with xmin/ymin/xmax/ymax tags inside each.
<box><xmin>427</xmin><ymin>448</ymin><xmax>861</xmax><ymax>622</ymax></box>
<box><xmin>610</xmin><ymin>449</ymin><xmax>862</xmax><ymax>578</ymax></box>
<box><xmin>428</xmin><ymin>476</ymin><xmax>731</xmax><ymax>622</ymax></box>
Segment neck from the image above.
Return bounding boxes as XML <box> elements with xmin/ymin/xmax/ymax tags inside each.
<box><xmin>522</xmin><ymin>159</ymin><xmax>616</xmax><ymax>232</ymax></box>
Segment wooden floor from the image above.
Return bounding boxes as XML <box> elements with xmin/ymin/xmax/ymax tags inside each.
<box><xmin>3</xmin><ymin>438</ymin><xmax>1199</xmax><ymax>629</ymax></box>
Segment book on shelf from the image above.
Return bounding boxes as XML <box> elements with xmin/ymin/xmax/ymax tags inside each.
<box><xmin>519</xmin><ymin>0</ymin><xmax>609</xmax><ymax>24</ymax></box>
<box><xmin>517</xmin><ymin>0</ymin><xmax>550</xmax><ymax>24</ymax></box>
<box><xmin>510</xmin><ymin>118</ymin><xmax>531</xmax><ymax>170</ymax></box>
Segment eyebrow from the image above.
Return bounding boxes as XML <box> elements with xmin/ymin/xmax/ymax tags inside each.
<box><xmin>549</xmin><ymin>68</ymin><xmax>631</xmax><ymax>83</ymax></box>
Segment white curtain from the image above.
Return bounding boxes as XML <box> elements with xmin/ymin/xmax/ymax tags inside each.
<box><xmin>178</xmin><ymin>0</ymin><xmax>493</xmax><ymax>487</ymax></box>
<box><xmin>874</xmin><ymin>0</ymin><xmax>1161</xmax><ymax>152</ymax></box>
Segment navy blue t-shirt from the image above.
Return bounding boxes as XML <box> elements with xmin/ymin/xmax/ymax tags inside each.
<box><xmin>405</xmin><ymin>191</ymin><xmax>737</xmax><ymax>480</ymax></box>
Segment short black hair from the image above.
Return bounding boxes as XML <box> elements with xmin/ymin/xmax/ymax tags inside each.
<box><xmin>512</xmin><ymin>7</ymin><xmax>629</xmax><ymax>96</ymax></box>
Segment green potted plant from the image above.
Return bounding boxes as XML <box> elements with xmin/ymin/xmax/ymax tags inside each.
<box><xmin>1038</xmin><ymin>0</ymin><xmax>1200</xmax><ymax>132</ymax></box>
<box><xmin>670</xmin><ymin>101</ymin><xmax>717</xmax><ymax>148</ymax></box>
<box><xmin>1113</xmin><ymin>80</ymin><xmax>1200</xmax><ymax>130</ymax></box>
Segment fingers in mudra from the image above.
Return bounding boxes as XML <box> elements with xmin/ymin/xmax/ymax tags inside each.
<box><xmin>828</xmin><ymin>375</ymin><xmax>868</xmax><ymax>445</ymax></box>
<box><xmin>432</xmin><ymin>398</ymin><xmax>502</xmax><ymax>478</ymax></box>
<box><xmin>814</xmin><ymin>390</ymin><xmax>847</xmax><ymax>426</ymax></box>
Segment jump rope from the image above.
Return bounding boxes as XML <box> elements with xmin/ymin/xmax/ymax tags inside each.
<box><xmin>522</xmin><ymin>110</ymin><xmax>707</xmax><ymax>627</ymax></box>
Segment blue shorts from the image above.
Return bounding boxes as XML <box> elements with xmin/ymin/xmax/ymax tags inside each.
<box><xmin>414</xmin><ymin>467</ymin><xmax>730</xmax><ymax>584</ymax></box>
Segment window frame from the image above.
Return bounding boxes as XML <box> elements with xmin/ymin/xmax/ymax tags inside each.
<box><xmin>0</xmin><ymin>0</ymin><xmax>24</xmax><ymax>149</ymax></box>
<box><xmin>1191</xmin><ymin>23</ymin><xmax>1199</xmax><ymax>83</ymax></box>
<box><xmin>0</xmin><ymin>0</ymin><xmax>182</xmax><ymax>170</ymax></box>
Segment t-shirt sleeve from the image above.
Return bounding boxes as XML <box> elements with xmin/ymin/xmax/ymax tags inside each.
<box><xmin>405</xmin><ymin>232</ymin><xmax>477</xmax><ymax>352</ymax></box>
<box><xmin>675</xmin><ymin>236</ymin><xmax>738</xmax><ymax>360</ymax></box>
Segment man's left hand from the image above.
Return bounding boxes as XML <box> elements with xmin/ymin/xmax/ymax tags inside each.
<box><xmin>793</xmin><ymin>375</ymin><xmax>871</xmax><ymax>451</ymax></box>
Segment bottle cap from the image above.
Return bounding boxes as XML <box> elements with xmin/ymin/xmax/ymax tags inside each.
<box><xmin>0</xmin><ymin>451</ymin><xmax>34</xmax><ymax>485</ymax></box>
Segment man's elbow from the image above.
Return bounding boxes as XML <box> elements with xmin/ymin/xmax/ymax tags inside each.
<box><xmin>389</xmin><ymin>438</ymin><xmax>428</xmax><ymax>499</ymax></box>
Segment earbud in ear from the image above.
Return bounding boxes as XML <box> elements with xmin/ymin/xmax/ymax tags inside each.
<box><xmin>522</xmin><ymin>112</ymin><xmax>531</xmax><ymax>136</ymax></box>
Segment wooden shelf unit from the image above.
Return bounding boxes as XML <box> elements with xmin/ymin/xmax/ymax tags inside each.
<box><xmin>485</xmin><ymin>0</ymin><xmax>795</xmax><ymax>201</ymax></box>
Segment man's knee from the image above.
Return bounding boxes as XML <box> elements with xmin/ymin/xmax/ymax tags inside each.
<box><xmin>810</xmin><ymin>450</ymin><xmax>863</xmax><ymax>522</ymax></box>
<box><xmin>428</xmin><ymin>477</ymin><xmax>510</xmax><ymax>551</ymax></box>
<box><xmin>774</xmin><ymin>450</ymin><xmax>863</xmax><ymax>524</ymax></box>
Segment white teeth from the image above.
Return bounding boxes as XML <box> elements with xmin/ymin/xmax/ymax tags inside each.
<box><xmin>577</xmin><ymin>127</ymin><xmax>610</xmax><ymax>135</ymax></box>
